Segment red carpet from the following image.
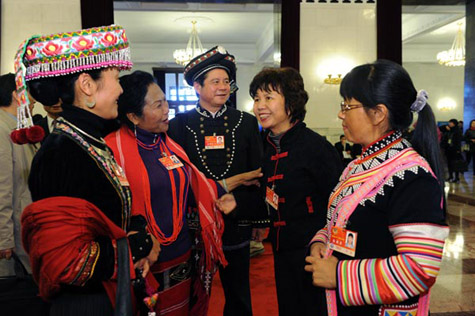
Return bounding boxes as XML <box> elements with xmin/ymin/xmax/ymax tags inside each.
<box><xmin>208</xmin><ymin>242</ymin><xmax>278</xmax><ymax>316</ymax></box>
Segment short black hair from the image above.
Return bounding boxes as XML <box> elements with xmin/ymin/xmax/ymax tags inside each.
<box><xmin>0</xmin><ymin>73</ymin><xmax>16</xmax><ymax>107</ymax></box>
<box><xmin>449</xmin><ymin>119</ymin><xmax>458</xmax><ymax>126</ymax></box>
<box><xmin>249</xmin><ymin>67</ymin><xmax>308</xmax><ymax>123</ymax></box>
<box><xmin>340</xmin><ymin>135</ymin><xmax>345</xmax><ymax>140</ymax></box>
<box><xmin>117</xmin><ymin>70</ymin><xmax>156</xmax><ymax>129</ymax></box>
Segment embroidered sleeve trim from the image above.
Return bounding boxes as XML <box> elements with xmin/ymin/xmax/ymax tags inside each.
<box><xmin>311</xmin><ymin>227</ymin><xmax>328</xmax><ymax>244</ymax></box>
<box><xmin>70</xmin><ymin>241</ymin><xmax>100</xmax><ymax>287</ymax></box>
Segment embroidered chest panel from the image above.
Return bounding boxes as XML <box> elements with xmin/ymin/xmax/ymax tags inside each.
<box><xmin>326</xmin><ymin>132</ymin><xmax>430</xmax><ymax>226</ymax></box>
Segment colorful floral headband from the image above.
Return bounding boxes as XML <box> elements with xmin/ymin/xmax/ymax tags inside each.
<box><xmin>11</xmin><ymin>25</ymin><xmax>133</xmax><ymax>144</ymax></box>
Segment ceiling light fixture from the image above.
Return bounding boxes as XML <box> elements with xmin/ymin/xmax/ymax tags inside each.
<box><xmin>173</xmin><ymin>21</ymin><xmax>206</xmax><ymax>66</ymax></box>
<box><xmin>436</xmin><ymin>22</ymin><xmax>465</xmax><ymax>67</ymax></box>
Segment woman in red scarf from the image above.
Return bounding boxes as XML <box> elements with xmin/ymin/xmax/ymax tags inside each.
<box><xmin>105</xmin><ymin>70</ymin><xmax>260</xmax><ymax>316</ymax></box>
<box><xmin>19</xmin><ymin>26</ymin><xmax>159</xmax><ymax>316</ymax></box>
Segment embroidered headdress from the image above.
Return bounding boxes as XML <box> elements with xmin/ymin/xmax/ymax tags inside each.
<box><xmin>184</xmin><ymin>45</ymin><xmax>236</xmax><ymax>89</ymax></box>
<box><xmin>12</xmin><ymin>25</ymin><xmax>132</xmax><ymax>144</ymax></box>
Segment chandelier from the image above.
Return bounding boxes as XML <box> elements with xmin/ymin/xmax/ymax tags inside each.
<box><xmin>436</xmin><ymin>22</ymin><xmax>465</xmax><ymax>67</ymax></box>
<box><xmin>173</xmin><ymin>21</ymin><xmax>206</xmax><ymax>66</ymax></box>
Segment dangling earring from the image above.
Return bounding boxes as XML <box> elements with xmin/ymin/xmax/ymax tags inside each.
<box><xmin>85</xmin><ymin>99</ymin><xmax>96</xmax><ymax>109</ymax></box>
<box><xmin>134</xmin><ymin>125</ymin><xmax>138</xmax><ymax>139</ymax></box>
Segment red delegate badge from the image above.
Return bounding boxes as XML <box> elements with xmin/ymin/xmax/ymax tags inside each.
<box><xmin>158</xmin><ymin>155</ymin><xmax>184</xmax><ymax>170</ymax></box>
<box><xmin>205</xmin><ymin>135</ymin><xmax>225</xmax><ymax>149</ymax></box>
<box><xmin>329</xmin><ymin>226</ymin><xmax>357</xmax><ymax>257</ymax></box>
<box><xmin>265</xmin><ymin>187</ymin><xmax>279</xmax><ymax>210</ymax></box>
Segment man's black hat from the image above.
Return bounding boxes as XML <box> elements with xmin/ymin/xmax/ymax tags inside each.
<box><xmin>184</xmin><ymin>46</ymin><xmax>236</xmax><ymax>86</ymax></box>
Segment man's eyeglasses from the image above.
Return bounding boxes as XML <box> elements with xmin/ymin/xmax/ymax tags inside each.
<box><xmin>340</xmin><ymin>101</ymin><xmax>364</xmax><ymax>113</ymax></box>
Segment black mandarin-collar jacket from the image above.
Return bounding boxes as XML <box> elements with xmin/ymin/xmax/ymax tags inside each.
<box><xmin>261</xmin><ymin>122</ymin><xmax>342</xmax><ymax>252</ymax></box>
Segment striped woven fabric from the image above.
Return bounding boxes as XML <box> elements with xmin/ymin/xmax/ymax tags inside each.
<box><xmin>337</xmin><ymin>223</ymin><xmax>449</xmax><ymax>306</ymax></box>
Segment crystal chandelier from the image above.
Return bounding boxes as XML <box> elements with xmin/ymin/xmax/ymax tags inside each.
<box><xmin>436</xmin><ymin>23</ymin><xmax>465</xmax><ymax>67</ymax></box>
<box><xmin>173</xmin><ymin>21</ymin><xmax>206</xmax><ymax>66</ymax></box>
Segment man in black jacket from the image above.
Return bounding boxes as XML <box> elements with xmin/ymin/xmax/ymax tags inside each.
<box><xmin>334</xmin><ymin>134</ymin><xmax>352</xmax><ymax>166</ymax></box>
<box><xmin>34</xmin><ymin>101</ymin><xmax>62</xmax><ymax>143</ymax></box>
<box><xmin>168</xmin><ymin>46</ymin><xmax>266</xmax><ymax>316</ymax></box>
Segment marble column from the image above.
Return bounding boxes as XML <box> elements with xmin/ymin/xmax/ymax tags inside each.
<box><xmin>464</xmin><ymin>1</ymin><xmax>475</xmax><ymax>131</ymax></box>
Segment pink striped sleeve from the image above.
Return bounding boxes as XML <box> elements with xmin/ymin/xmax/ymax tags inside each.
<box><xmin>310</xmin><ymin>225</ymin><xmax>328</xmax><ymax>245</ymax></box>
<box><xmin>337</xmin><ymin>223</ymin><xmax>449</xmax><ymax>306</ymax></box>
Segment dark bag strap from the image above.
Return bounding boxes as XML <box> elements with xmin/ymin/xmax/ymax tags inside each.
<box><xmin>11</xmin><ymin>252</ymin><xmax>28</xmax><ymax>280</ymax></box>
<box><xmin>115</xmin><ymin>237</ymin><xmax>132</xmax><ymax>316</ymax></box>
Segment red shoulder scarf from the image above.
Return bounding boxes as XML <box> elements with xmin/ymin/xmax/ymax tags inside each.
<box><xmin>21</xmin><ymin>196</ymin><xmax>136</xmax><ymax>302</ymax></box>
<box><xmin>105</xmin><ymin>126</ymin><xmax>227</xmax><ymax>271</ymax></box>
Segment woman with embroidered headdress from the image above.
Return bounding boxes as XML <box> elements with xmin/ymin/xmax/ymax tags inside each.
<box><xmin>105</xmin><ymin>70</ymin><xmax>261</xmax><ymax>316</ymax></box>
<box><xmin>305</xmin><ymin>60</ymin><xmax>449</xmax><ymax>316</ymax></box>
<box><xmin>15</xmin><ymin>26</ymin><xmax>162</xmax><ymax>316</ymax></box>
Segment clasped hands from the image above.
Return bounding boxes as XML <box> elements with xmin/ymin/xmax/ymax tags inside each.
<box><xmin>128</xmin><ymin>232</ymin><xmax>160</xmax><ymax>278</ymax></box>
<box><xmin>304</xmin><ymin>242</ymin><xmax>338</xmax><ymax>289</ymax></box>
<box><xmin>0</xmin><ymin>248</ymin><xmax>13</xmax><ymax>260</ymax></box>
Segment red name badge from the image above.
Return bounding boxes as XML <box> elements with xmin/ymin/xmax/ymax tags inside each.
<box><xmin>205</xmin><ymin>135</ymin><xmax>225</xmax><ymax>149</ymax></box>
<box><xmin>329</xmin><ymin>227</ymin><xmax>357</xmax><ymax>257</ymax></box>
<box><xmin>265</xmin><ymin>187</ymin><xmax>279</xmax><ymax>210</ymax></box>
<box><xmin>158</xmin><ymin>155</ymin><xmax>184</xmax><ymax>170</ymax></box>
<box><xmin>112</xmin><ymin>164</ymin><xmax>129</xmax><ymax>187</ymax></box>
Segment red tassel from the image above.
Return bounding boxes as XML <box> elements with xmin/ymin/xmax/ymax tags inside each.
<box><xmin>10</xmin><ymin>129</ymin><xmax>28</xmax><ymax>144</ymax></box>
<box><xmin>26</xmin><ymin>125</ymin><xmax>45</xmax><ymax>143</ymax></box>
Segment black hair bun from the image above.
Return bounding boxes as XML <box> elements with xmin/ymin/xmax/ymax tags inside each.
<box><xmin>28</xmin><ymin>77</ymin><xmax>60</xmax><ymax>106</ymax></box>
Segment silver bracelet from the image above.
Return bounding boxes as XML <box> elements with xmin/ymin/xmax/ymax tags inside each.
<box><xmin>222</xmin><ymin>178</ymin><xmax>229</xmax><ymax>193</ymax></box>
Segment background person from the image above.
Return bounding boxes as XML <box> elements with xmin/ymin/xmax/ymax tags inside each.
<box><xmin>305</xmin><ymin>60</ymin><xmax>449</xmax><ymax>316</ymax></box>
<box><xmin>445</xmin><ymin>118</ymin><xmax>463</xmax><ymax>183</ymax></box>
<box><xmin>34</xmin><ymin>100</ymin><xmax>63</xmax><ymax>143</ymax></box>
<box><xmin>168</xmin><ymin>46</ymin><xmax>267</xmax><ymax>316</ymax></box>
<box><xmin>334</xmin><ymin>134</ymin><xmax>352</xmax><ymax>166</ymax></box>
<box><xmin>0</xmin><ymin>73</ymin><xmax>37</xmax><ymax>272</ymax></box>
<box><xmin>464</xmin><ymin>119</ymin><xmax>475</xmax><ymax>175</ymax></box>
<box><xmin>250</xmin><ymin>67</ymin><xmax>342</xmax><ymax>316</ymax></box>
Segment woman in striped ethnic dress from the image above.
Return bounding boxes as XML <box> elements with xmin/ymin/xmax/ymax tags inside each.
<box><xmin>305</xmin><ymin>60</ymin><xmax>449</xmax><ymax>316</ymax></box>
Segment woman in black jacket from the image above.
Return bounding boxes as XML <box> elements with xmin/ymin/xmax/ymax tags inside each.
<box><xmin>250</xmin><ymin>67</ymin><xmax>342</xmax><ymax>316</ymax></box>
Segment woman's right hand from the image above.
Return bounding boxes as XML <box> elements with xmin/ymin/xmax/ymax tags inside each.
<box><xmin>0</xmin><ymin>248</ymin><xmax>13</xmax><ymax>260</ymax></box>
<box><xmin>220</xmin><ymin>168</ymin><xmax>263</xmax><ymax>192</ymax></box>
<box><xmin>310</xmin><ymin>242</ymin><xmax>326</xmax><ymax>259</ymax></box>
<box><xmin>240</xmin><ymin>168</ymin><xmax>263</xmax><ymax>187</ymax></box>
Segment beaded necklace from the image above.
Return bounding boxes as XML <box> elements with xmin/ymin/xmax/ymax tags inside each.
<box><xmin>55</xmin><ymin>118</ymin><xmax>132</xmax><ymax>229</ymax></box>
<box><xmin>186</xmin><ymin>104</ymin><xmax>242</xmax><ymax>180</ymax></box>
<box><xmin>136</xmin><ymin>131</ymin><xmax>189</xmax><ymax>245</ymax></box>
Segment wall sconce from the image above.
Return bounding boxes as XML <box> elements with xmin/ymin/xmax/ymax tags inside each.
<box><xmin>324</xmin><ymin>74</ymin><xmax>342</xmax><ymax>85</ymax></box>
<box><xmin>436</xmin><ymin>97</ymin><xmax>456</xmax><ymax>112</ymax></box>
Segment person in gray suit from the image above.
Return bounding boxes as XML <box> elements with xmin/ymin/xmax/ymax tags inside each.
<box><xmin>0</xmin><ymin>73</ymin><xmax>37</xmax><ymax>275</ymax></box>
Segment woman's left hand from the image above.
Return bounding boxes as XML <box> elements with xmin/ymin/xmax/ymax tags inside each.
<box><xmin>215</xmin><ymin>193</ymin><xmax>237</xmax><ymax>215</ymax></box>
<box><xmin>134</xmin><ymin>257</ymin><xmax>150</xmax><ymax>278</ymax></box>
<box><xmin>304</xmin><ymin>255</ymin><xmax>338</xmax><ymax>289</ymax></box>
<box><xmin>147</xmin><ymin>234</ymin><xmax>161</xmax><ymax>266</ymax></box>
